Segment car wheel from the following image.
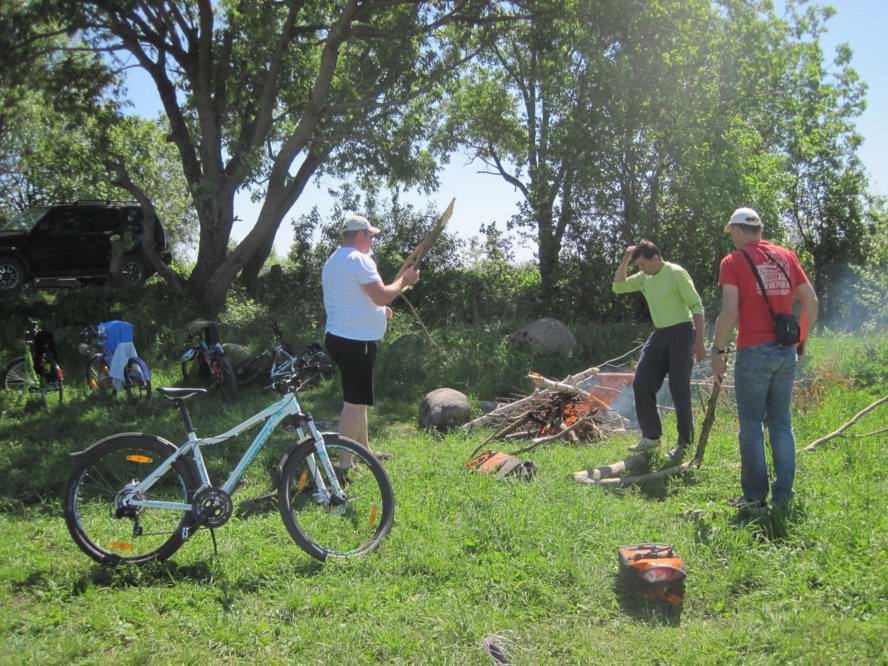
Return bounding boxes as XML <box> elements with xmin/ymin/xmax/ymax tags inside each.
<box><xmin>120</xmin><ymin>255</ymin><xmax>147</xmax><ymax>286</ymax></box>
<box><xmin>0</xmin><ymin>256</ymin><xmax>26</xmax><ymax>293</ymax></box>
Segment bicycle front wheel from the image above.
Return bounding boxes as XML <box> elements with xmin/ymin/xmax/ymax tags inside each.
<box><xmin>64</xmin><ymin>434</ymin><xmax>197</xmax><ymax>564</ymax></box>
<box><xmin>218</xmin><ymin>356</ymin><xmax>239</xmax><ymax>401</ymax></box>
<box><xmin>2</xmin><ymin>357</ymin><xmax>35</xmax><ymax>391</ymax></box>
<box><xmin>278</xmin><ymin>434</ymin><xmax>394</xmax><ymax>561</ymax></box>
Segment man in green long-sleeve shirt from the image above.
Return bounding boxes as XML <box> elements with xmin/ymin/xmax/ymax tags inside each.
<box><xmin>613</xmin><ymin>240</ymin><xmax>705</xmax><ymax>459</ymax></box>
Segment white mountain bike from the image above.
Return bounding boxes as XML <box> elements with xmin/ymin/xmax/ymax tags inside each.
<box><xmin>63</xmin><ymin>363</ymin><xmax>394</xmax><ymax>564</ymax></box>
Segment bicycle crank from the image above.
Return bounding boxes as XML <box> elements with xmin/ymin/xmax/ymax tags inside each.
<box><xmin>192</xmin><ymin>487</ymin><xmax>234</xmax><ymax>528</ymax></box>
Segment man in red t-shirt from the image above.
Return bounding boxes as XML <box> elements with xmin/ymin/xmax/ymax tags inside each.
<box><xmin>711</xmin><ymin>208</ymin><xmax>818</xmax><ymax>515</ymax></box>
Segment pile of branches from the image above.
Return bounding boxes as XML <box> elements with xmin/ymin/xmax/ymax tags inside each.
<box><xmin>466</xmin><ymin>366</ymin><xmax>626</xmax><ymax>456</ymax></box>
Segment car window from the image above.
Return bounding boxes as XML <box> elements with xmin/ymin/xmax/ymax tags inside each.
<box><xmin>34</xmin><ymin>208</ymin><xmax>80</xmax><ymax>236</ymax></box>
<box><xmin>81</xmin><ymin>208</ymin><xmax>120</xmax><ymax>234</ymax></box>
<box><xmin>1</xmin><ymin>207</ymin><xmax>49</xmax><ymax>232</ymax></box>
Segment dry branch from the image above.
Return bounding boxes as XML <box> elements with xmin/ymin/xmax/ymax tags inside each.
<box><xmin>803</xmin><ymin>394</ymin><xmax>888</xmax><ymax>452</ymax></box>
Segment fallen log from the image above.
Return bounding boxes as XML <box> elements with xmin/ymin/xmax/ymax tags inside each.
<box><xmin>573</xmin><ymin>377</ymin><xmax>723</xmax><ymax>487</ymax></box>
<box><xmin>576</xmin><ymin>460</ymin><xmax>695</xmax><ymax>486</ymax></box>
<box><xmin>803</xmin><ymin>394</ymin><xmax>888</xmax><ymax>452</ymax></box>
<box><xmin>571</xmin><ymin>454</ymin><xmax>648</xmax><ymax>483</ymax></box>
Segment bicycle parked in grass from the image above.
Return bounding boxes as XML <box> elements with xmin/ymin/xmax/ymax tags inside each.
<box><xmin>234</xmin><ymin>320</ymin><xmax>324</xmax><ymax>387</ymax></box>
<box><xmin>63</xmin><ymin>353</ymin><xmax>394</xmax><ymax>564</ymax></box>
<box><xmin>179</xmin><ymin>320</ymin><xmax>238</xmax><ymax>401</ymax></box>
<box><xmin>79</xmin><ymin>321</ymin><xmax>152</xmax><ymax>400</ymax></box>
<box><xmin>1</xmin><ymin>318</ymin><xmax>64</xmax><ymax>407</ymax></box>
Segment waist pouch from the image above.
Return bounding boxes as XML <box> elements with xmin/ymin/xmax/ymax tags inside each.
<box><xmin>617</xmin><ymin>543</ymin><xmax>686</xmax><ymax>605</ymax></box>
<box><xmin>773</xmin><ymin>312</ymin><xmax>801</xmax><ymax>346</ymax></box>
<box><xmin>465</xmin><ymin>450</ymin><xmax>536</xmax><ymax>481</ymax></box>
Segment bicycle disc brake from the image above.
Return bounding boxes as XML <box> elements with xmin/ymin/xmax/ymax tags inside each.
<box><xmin>192</xmin><ymin>487</ymin><xmax>233</xmax><ymax>528</ymax></box>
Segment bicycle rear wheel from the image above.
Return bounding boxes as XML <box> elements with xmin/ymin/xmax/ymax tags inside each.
<box><xmin>64</xmin><ymin>434</ymin><xmax>197</xmax><ymax>564</ymax></box>
<box><xmin>278</xmin><ymin>434</ymin><xmax>394</xmax><ymax>560</ymax></box>
<box><xmin>2</xmin><ymin>357</ymin><xmax>35</xmax><ymax>391</ymax></box>
<box><xmin>86</xmin><ymin>357</ymin><xmax>110</xmax><ymax>393</ymax></box>
<box><xmin>41</xmin><ymin>360</ymin><xmax>64</xmax><ymax>408</ymax></box>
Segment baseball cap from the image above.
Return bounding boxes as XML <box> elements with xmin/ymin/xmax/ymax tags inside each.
<box><xmin>724</xmin><ymin>207</ymin><xmax>762</xmax><ymax>233</ymax></box>
<box><xmin>342</xmin><ymin>213</ymin><xmax>380</xmax><ymax>235</ymax></box>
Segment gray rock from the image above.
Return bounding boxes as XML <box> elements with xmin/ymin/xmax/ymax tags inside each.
<box><xmin>419</xmin><ymin>388</ymin><xmax>473</xmax><ymax>432</ymax></box>
<box><xmin>477</xmin><ymin>400</ymin><xmax>502</xmax><ymax>414</ymax></box>
<box><xmin>509</xmin><ymin>317</ymin><xmax>576</xmax><ymax>354</ymax></box>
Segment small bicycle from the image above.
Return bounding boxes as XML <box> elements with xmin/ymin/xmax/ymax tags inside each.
<box><xmin>179</xmin><ymin>320</ymin><xmax>238</xmax><ymax>402</ymax></box>
<box><xmin>1</xmin><ymin>318</ymin><xmax>64</xmax><ymax>408</ymax></box>
<box><xmin>63</xmin><ymin>359</ymin><xmax>394</xmax><ymax>564</ymax></box>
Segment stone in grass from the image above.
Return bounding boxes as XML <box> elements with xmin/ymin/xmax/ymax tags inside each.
<box><xmin>419</xmin><ymin>388</ymin><xmax>472</xmax><ymax>433</ymax></box>
<box><xmin>508</xmin><ymin>317</ymin><xmax>576</xmax><ymax>354</ymax></box>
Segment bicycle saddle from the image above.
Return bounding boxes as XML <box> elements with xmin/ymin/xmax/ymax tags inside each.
<box><xmin>157</xmin><ymin>387</ymin><xmax>208</xmax><ymax>401</ymax></box>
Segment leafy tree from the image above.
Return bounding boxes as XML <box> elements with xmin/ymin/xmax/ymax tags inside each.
<box><xmin>774</xmin><ymin>3</ymin><xmax>871</xmax><ymax>324</ymax></box>
<box><xmin>30</xmin><ymin>0</ymin><xmax>502</xmax><ymax>307</ymax></box>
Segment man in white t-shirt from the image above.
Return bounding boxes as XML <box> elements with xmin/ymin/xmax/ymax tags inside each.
<box><xmin>322</xmin><ymin>213</ymin><xmax>419</xmax><ymax>462</ymax></box>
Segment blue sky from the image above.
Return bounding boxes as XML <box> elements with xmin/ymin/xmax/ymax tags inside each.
<box><xmin>121</xmin><ymin>1</ymin><xmax>887</xmax><ymax>259</ymax></box>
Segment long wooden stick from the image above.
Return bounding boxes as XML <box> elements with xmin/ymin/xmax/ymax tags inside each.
<box><xmin>394</xmin><ymin>198</ymin><xmax>455</xmax><ymax>290</ymax></box>
<box><xmin>692</xmin><ymin>376</ymin><xmax>723</xmax><ymax>467</ymax></box>
<box><xmin>398</xmin><ymin>291</ymin><xmax>442</xmax><ymax>353</ymax></box>
<box><xmin>803</xmin><ymin>394</ymin><xmax>888</xmax><ymax>452</ymax></box>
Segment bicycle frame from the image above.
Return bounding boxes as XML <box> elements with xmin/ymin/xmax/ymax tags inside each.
<box><xmin>123</xmin><ymin>391</ymin><xmax>345</xmax><ymax>515</ymax></box>
<box><xmin>269</xmin><ymin>343</ymin><xmax>298</xmax><ymax>380</ymax></box>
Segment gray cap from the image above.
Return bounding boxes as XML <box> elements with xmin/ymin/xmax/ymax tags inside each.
<box><xmin>343</xmin><ymin>213</ymin><xmax>380</xmax><ymax>235</ymax></box>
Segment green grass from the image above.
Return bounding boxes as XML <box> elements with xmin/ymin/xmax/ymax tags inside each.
<box><xmin>0</xmin><ymin>331</ymin><xmax>886</xmax><ymax>664</ymax></box>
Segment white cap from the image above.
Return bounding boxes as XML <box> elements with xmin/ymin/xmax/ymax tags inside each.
<box><xmin>343</xmin><ymin>213</ymin><xmax>380</xmax><ymax>235</ymax></box>
<box><xmin>724</xmin><ymin>207</ymin><xmax>762</xmax><ymax>233</ymax></box>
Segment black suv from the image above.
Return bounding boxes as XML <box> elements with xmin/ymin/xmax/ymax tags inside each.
<box><xmin>0</xmin><ymin>201</ymin><xmax>172</xmax><ymax>292</ymax></box>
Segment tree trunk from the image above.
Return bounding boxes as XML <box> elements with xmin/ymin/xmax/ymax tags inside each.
<box><xmin>189</xmin><ymin>194</ymin><xmax>236</xmax><ymax>298</ymax></box>
<box><xmin>241</xmin><ymin>233</ymin><xmax>277</xmax><ymax>294</ymax></box>
<box><xmin>537</xmin><ymin>207</ymin><xmax>560</xmax><ymax>300</ymax></box>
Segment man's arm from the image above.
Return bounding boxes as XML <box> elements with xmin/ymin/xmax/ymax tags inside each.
<box><xmin>692</xmin><ymin>313</ymin><xmax>705</xmax><ymax>363</ymax></box>
<box><xmin>710</xmin><ymin>285</ymin><xmax>739</xmax><ymax>379</ymax></box>
<box><xmin>676</xmin><ymin>268</ymin><xmax>706</xmax><ymax>362</ymax></box>
<box><xmin>613</xmin><ymin>246</ymin><xmax>636</xmax><ymax>284</ymax></box>
<box><xmin>613</xmin><ymin>246</ymin><xmax>645</xmax><ymax>294</ymax></box>
<box><xmin>361</xmin><ymin>267</ymin><xmax>420</xmax><ymax>306</ymax></box>
<box><xmin>796</xmin><ymin>282</ymin><xmax>818</xmax><ymax>331</ymax></box>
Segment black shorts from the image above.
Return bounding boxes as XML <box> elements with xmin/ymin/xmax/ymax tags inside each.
<box><xmin>325</xmin><ymin>333</ymin><xmax>377</xmax><ymax>406</ymax></box>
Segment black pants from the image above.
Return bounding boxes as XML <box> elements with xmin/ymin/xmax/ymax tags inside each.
<box><xmin>325</xmin><ymin>333</ymin><xmax>377</xmax><ymax>406</ymax></box>
<box><xmin>633</xmin><ymin>322</ymin><xmax>694</xmax><ymax>445</ymax></box>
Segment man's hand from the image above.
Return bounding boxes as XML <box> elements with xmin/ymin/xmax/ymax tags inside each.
<box><xmin>710</xmin><ymin>350</ymin><xmax>727</xmax><ymax>380</ymax></box>
<box><xmin>694</xmin><ymin>340</ymin><xmax>706</xmax><ymax>363</ymax></box>
<box><xmin>624</xmin><ymin>245</ymin><xmax>637</xmax><ymax>259</ymax></box>
<box><xmin>402</xmin><ymin>266</ymin><xmax>420</xmax><ymax>287</ymax></box>
<box><xmin>385</xmin><ymin>306</ymin><xmax>393</xmax><ymax>320</ymax></box>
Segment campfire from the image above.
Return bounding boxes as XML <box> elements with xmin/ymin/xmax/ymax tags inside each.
<box><xmin>465</xmin><ymin>363</ymin><xmax>634</xmax><ymax>456</ymax></box>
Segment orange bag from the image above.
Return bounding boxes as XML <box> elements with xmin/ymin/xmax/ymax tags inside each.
<box><xmin>465</xmin><ymin>450</ymin><xmax>536</xmax><ymax>480</ymax></box>
<box><xmin>617</xmin><ymin>543</ymin><xmax>686</xmax><ymax>605</ymax></box>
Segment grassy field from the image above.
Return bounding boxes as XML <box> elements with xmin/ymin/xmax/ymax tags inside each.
<box><xmin>0</xmin><ymin>329</ymin><xmax>886</xmax><ymax>665</ymax></box>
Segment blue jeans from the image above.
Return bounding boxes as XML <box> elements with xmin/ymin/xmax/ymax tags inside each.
<box><xmin>734</xmin><ymin>342</ymin><xmax>798</xmax><ymax>505</ymax></box>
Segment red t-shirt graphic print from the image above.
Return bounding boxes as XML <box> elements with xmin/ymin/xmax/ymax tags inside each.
<box><xmin>718</xmin><ymin>240</ymin><xmax>811</xmax><ymax>349</ymax></box>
